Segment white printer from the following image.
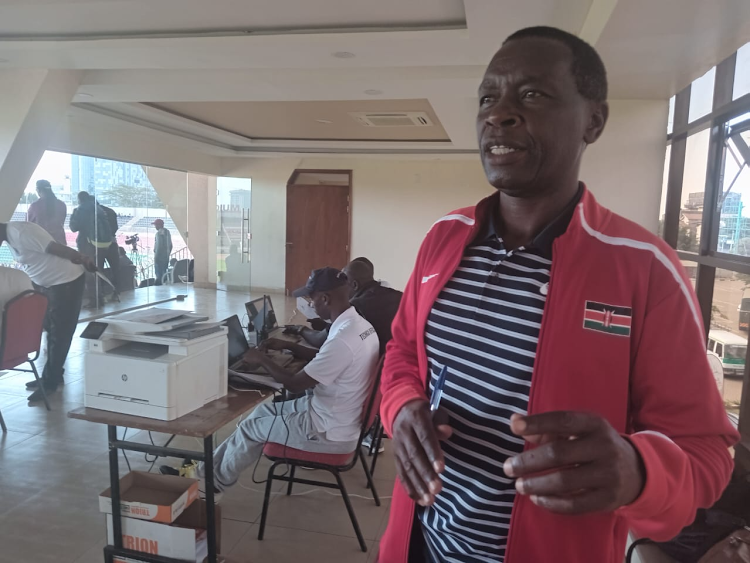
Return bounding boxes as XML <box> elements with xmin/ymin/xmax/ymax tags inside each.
<box><xmin>83</xmin><ymin>308</ymin><xmax>228</xmax><ymax>421</ymax></box>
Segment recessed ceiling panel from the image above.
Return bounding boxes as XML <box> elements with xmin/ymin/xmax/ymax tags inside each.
<box><xmin>147</xmin><ymin>99</ymin><xmax>450</xmax><ymax>141</ymax></box>
<box><xmin>0</xmin><ymin>0</ymin><xmax>466</xmax><ymax>37</ymax></box>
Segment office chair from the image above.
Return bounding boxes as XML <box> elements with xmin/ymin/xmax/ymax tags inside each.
<box><xmin>257</xmin><ymin>357</ymin><xmax>384</xmax><ymax>552</ymax></box>
<box><xmin>0</xmin><ymin>291</ymin><xmax>51</xmax><ymax>429</ymax></box>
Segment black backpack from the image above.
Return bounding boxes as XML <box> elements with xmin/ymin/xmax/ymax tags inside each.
<box><xmin>626</xmin><ymin>479</ymin><xmax>750</xmax><ymax>563</ymax></box>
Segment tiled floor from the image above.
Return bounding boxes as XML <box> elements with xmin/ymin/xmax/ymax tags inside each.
<box><xmin>0</xmin><ymin>287</ymin><xmax>394</xmax><ymax>563</ymax></box>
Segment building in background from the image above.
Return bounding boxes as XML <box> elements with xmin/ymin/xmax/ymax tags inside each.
<box><xmin>229</xmin><ymin>189</ymin><xmax>252</xmax><ymax>209</ymax></box>
<box><xmin>71</xmin><ymin>155</ymin><xmax>151</xmax><ymax>199</ymax></box>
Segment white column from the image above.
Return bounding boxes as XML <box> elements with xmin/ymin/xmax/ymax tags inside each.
<box><xmin>187</xmin><ymin>173</ymin><xmax>217</xmax><ymax>288</ymax></box>
<box><xmin>0</xmin><ymin>69</ymin><xmax>82</xmax><ymax>220</ymax></box>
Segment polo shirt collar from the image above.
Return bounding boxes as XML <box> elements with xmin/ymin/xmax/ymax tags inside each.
<box><xmin>480</xmin><ymin>183</ymin><xmax>584</xmax><ymax>256</ymax></box>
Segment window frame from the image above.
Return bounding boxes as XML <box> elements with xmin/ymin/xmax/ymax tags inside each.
<box><xmin>661</xmin><ymin>49</ymin><xmax>750</xmax><ymax>472</ymax></box>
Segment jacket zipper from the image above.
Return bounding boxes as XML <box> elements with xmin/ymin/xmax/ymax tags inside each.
<box><xmin>402</xmin><ymin>227</ymin><xmax>481</xmax><ymax>562</ymax></box>
<box><xmin>504</xmin><ymin>239</ymin><xmax>561</xmax><ymax>562</ymax></box>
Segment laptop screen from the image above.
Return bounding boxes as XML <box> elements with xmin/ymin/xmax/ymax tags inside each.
<box><xmin>221</xmin><ymin>315</ymin><xmax>249</xmax><ymax>364</ymax></box>
<box><xmin>245</xmin><ymin>297</ymin><xmax>265</xmax><ymax>333</ymax></box>
<box><xmin>264</xmin><ymin>295</ymin><xmax>278</xmax><ymax>331</ymax></box>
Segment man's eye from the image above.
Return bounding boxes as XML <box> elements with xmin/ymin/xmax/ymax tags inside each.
<box><xmin>522</xmin><ymin>90</ymin><xmax>543</xmax><ymax>99</ymax></box>
<box><xmin>479</xmin><ymin>95</ymin><xmax>495</xmax><ymax>106</ymax></box>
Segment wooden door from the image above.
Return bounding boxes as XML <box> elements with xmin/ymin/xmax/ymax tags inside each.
<box><xmin>285</xmin><ymin>183</ymin><xmax>350</xmax><ymax>294</ymax></box>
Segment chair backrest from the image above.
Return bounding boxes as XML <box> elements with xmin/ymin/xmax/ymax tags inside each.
<box><xmin>357</xmin><ymin>356</ymin><xmax>385</xmax><ymax>446</ymax></box>
<box><xmin>0</xmin><ymin>290</ymin><xmax>48</xmax><ymax>369</ymax></box>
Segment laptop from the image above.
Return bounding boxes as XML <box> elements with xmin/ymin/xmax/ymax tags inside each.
<box><xmin>221</xmin><ymin>314</ymin><xmax>293</xmax><ymax>374</ymax></box>
<box><xmin>244</xmin><ymin>295</ymin><xmax>290</xmax><ymax>344</ymax></box>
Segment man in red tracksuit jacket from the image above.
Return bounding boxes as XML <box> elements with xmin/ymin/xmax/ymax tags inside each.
<box><xmin>378</xmin><ymin>26</ymin><xmax>739</xmax><ymax>563</ymax></box>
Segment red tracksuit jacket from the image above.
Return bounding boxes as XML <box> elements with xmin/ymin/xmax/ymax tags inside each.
<box><xmin>379</xmin><ymin>187</ymin><xmax>739</xmax><ymax>563</ymax></box>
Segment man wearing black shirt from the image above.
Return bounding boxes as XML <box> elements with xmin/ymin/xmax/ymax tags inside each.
<box><xmin>287</xmin><ymin>258</ymin><xmax>402</xmax><ymax>356</ymax></box>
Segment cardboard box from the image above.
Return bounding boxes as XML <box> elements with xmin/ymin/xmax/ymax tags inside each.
<box><xmin>100</xmin><ymin>471</ymin><xmax>199</xmax><ymax>524</ymax></box>
<box><xmin>107</xmin><ymin>501</ymin><xmax>221</xmax><ymax>563</ymax></box>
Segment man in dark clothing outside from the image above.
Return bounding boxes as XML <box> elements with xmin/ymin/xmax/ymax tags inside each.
<box><xmin>70</xmin><ymin>192</ymin><xmax>118</xmax><ymax>306</ymax></box>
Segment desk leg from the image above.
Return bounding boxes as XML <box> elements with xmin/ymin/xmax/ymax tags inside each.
<box><xmin>203</xmin><ymin>435</ymin><xmax>217</xmax><ymax>563</ymax></box>
<box><xmin>108</xmin><ymin>425</ymin><xmax>122</xmax><ymax>558</ymax></box>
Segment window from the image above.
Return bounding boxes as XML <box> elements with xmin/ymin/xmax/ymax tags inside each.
<box><xmin>734</xmin><ymin>42</ymin><xmax>750</xmax><ymax>101</ymax></box>
<box><xmin>688</xmin><ymin>67</ymin><xmax>716</xmax><ymax>123</ymax></box>
<box><xmin>677</xmin><ymin>130</ymin><xmax>711</xmax><ymax>252</ymax></box>
<box><xmin>667</xmin><ymin>95</ymin><xmax>676</xmax><ymax>134</ymax></box>
<box><xmin>710</xmin><ymin>276</ymin><xmax>747</xmax><ymax>416</ymax></box>
<box><xmin>2</xmin><ymin>151</ymin><xmax>191</xmax><ymax>309</ymax></box>
<box><xmin>717</xmin><ymin>120</ymin><xmax>750</xmax><ymax>256</ymax></box>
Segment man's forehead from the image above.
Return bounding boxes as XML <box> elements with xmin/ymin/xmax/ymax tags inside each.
<box><xmin>482</xmin><ymin>37</ymin><xmax>573</xmax><ymax>81</ymax></box>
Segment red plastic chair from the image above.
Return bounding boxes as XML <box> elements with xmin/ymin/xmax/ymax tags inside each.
<box><xmin>0</xmin><ymin>290</ymin><xmax>51</xmax><ymax>429</ymax></box>
<box><xmin>257</xmin><ymin>357</ymin><xmax>384</xmax><ymax>552</ymax></box>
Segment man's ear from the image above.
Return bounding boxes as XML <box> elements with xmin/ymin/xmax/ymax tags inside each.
<box><xmin>583</xmin><ymin>101</ymin><xmax>609</xmax><ymax>145</ymax></box>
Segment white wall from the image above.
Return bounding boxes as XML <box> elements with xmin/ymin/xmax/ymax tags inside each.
<box><xmin>0</xmin><ymin>69</ymin><xmax>82</xmax><ymax>220</ymax></box>
<box><xmin>221</xmin><ymin>99</ymin><xmax>669</xmax><ymax>291</ymax></box>
<box><xmin>581</xmin><ymin>100</ymin><xmax>669</xmax><ymax>233</ymax></box>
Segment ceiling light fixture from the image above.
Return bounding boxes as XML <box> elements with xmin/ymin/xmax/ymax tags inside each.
<box><xmin>364</xmin><ymin>89</ymin><xmax>383</xmax><ymax>96</ymax></box>
<box><xmin>316</xmin><ymin>119</ymin><xmax>333</xmax><ymax>124</ymax></box>
<box><xmin>332</xmin><ymin>51</ymin><xmax>355</xmax><ymax>59</ymax></box>
<box><xmin>77</xmin><ymin>92</ymin><xmax>93</xmax><ymax>98</ymax></box>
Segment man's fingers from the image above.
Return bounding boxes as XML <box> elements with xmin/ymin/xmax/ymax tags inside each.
<box><xmin>504</xmin><ymin>435</ymin><xmax>607</xmax><ymax>478</ymax></box>
<box><xmin>394</xmin><ymin>456</ymin><xmax>419</xmax><ymax>501</ymax></box>
<box><xmin>530</xmin><ymin>488</ymin><xmax>616</xmax><ymax>515</ymax></box>
<box><xmin>402</xmin><ymin>426</ymin><xmax>443</xmax><ymax>494</ymax></box>
<box><xmin>413</xmin><ymin>411</ymin><xmax>446</xmax><ymax>473</ymax></box>
<box><xmin>516</xmin><ymin>463</ymin><xmax>609</xmax><ymax>497</ymax></box>
<box><xmin>435</xmin><ymin>424</ymin><xmax>453</xmax><ymax>441</ymax></box>
<box><xmin>398</xmin><ymin>452</ymin><xmax>435</xmax><ymax>505</ymax></box>
<box><xmin>510</xmin><ymin>411</ymin><xmax>603</xmax><ymax>439</ymax></box>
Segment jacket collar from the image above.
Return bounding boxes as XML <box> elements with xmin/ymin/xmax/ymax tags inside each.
<box><xmin>473</xmin><ymin>184</ymin><xmax>584</xmax><ymax>256</ymax></box>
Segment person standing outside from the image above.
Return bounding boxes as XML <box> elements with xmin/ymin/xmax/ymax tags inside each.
<box><xmin>0</xmin><ymin>221</ymin><xmax>95</xmax><ymax>402</ymax></box>
<box><xmin>70</xmin><ymin>192</ymin><xmax>115</xmax><ymax>306</ymax></box>
<box><xmin>27</xmin><ymin>180</ymin><xmax>67</xmax><ymax>245</ymax></box>
<box><xmin>152</xmin><ymin>218</ymin><xmax>172</xmax><ymax>285</ymax></box>
<box><xmin>378</xmin><ymin>27</ymin><xmax>738</xmax><ymax>563</ymax></box>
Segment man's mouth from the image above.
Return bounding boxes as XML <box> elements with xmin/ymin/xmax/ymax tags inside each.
<box><xmin>489</xmin><ymin>145</ymin><xmax>520</xmax><ymax>155</ymax></box>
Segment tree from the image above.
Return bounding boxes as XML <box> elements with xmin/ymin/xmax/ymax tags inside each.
<box><xmin>18</xmin><ymin>192</ymin><xmax>38</xmax><ymax>204</ymax></box>
<box><xmin>677</xmin><ymin>223</ymin><xmax>697</xmax><ymax>252</ymax></box>
<box><xmin>95</xmin><ymin>184</ymin><xmax>164</xmax><ymax>208</ymax></box>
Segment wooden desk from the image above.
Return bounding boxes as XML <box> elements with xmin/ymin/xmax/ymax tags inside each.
<box><xmin>69</xmin><ymin>388</ymin><xmax>273</xmax><ymax>563</ymax></box>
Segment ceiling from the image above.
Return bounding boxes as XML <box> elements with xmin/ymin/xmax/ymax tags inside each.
<box><xmin>147</xmin><ymin>99</ymin><xmax>449</xmax><ymax>141</ymax></box>
<box><xmin>0</xmin><ymin>0</ymin><xmax>467</xmax><ymax>37</ymax></box>
<box><xmin>2</xmin><ymin>0</ymin><xmax>750</xmax><ymax>156</ymax></box>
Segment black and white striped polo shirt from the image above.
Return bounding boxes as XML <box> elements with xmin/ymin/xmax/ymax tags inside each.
<box><xmin>418</xmin><ymin>189</ymin><xmax>581</xmax><ymax>563</ymax></box>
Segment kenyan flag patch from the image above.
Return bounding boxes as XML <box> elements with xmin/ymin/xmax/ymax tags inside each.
<box><xmin>583</xmin><ymin>301</ymin><xmax>632</xmax><ymax>337</ymax></box>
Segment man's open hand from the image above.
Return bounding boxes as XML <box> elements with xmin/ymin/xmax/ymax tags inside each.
<box><xmin>503</xmin><ymin>411</ymin><xmax>645</xmax><ymax>514</ymax></box>
<box><xmin>392</xmin><ymin>400</ymin><xmax>453</xmax><ymax>507</ymax></box>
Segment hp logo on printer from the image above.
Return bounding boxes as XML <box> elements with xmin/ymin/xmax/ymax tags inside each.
<box><xmin>121</xmin><ymin>374</ymin><xmax>128</xmax><ymax>382</ymax></box>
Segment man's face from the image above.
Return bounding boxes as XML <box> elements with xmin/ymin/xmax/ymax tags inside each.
<box><xmin>341</xmin><ymin>267</ymin><xmax>357</xmax><ymax>298</ymax></box>
<box><xmin>310</xmin><ymin>291</ymin><xmax>331</xmax><ymax>321</ymax></box>
<box><xmin>476</xmin><ymin>37</ymin><xmax>607</xmax><ymax>197</ymax></box>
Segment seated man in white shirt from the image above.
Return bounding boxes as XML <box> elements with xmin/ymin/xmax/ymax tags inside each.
<box><xmin>0</xmin><ymin>222</ymin><xmax>96</xmax><ymax>402</ymax></box>
<box><xmin>162</xmin><ymin>267</ymin><xmax>380</xmax><ymax>494</ymax></box>
<box><xmin>0</xmin><ymin>266</ymin><xmax>33</xmax><ymax>334</ymax></box>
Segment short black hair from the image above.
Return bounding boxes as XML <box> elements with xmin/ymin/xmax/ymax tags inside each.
<box><xmin>504</xmin><ymin>26</ymin><xmax>608</xmax><ymax>103</ymax></box>
<box><xmin>351</xmin><ymin>256</ymin><xmax>373</xmax><ymax>269</ymax></box>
